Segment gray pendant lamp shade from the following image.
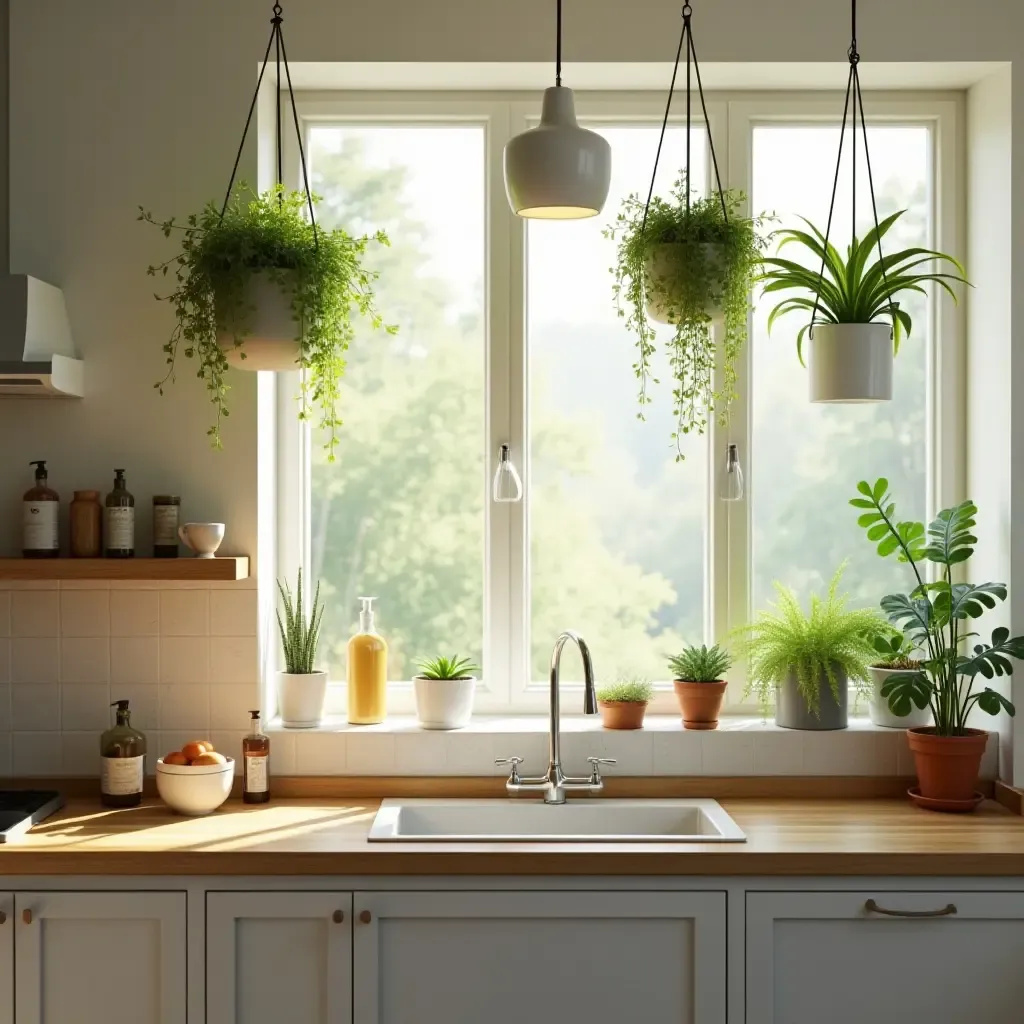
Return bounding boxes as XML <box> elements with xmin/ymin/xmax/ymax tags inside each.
<box><xmin>503</xmin><ymin>1</ymin><xmax>611</xmax><ymax>219</ymax></box>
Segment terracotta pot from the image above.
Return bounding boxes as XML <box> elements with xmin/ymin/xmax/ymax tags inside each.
<box><xmin>673</xmin><ymin>680</ymin><xmax>728</xmax><ymax>730</ymax></box>
<box><xmin>907</xmin><ymin>727</ymin><xmax>988</xmax><ymax>803</ymax></box>
<box><xmin>598</xmin><ymin>700</ymin><xmax>648</xmax><ymax>730</ymax></box>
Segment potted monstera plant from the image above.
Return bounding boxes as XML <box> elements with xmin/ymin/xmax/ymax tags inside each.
<box><xmin>607</xmin><ymin>175</ymin><xmax>769</xmax><ymax>458</ymax></box>
<box><xmin>759</xmin><ymin>211</ymin><xmax>968</xmax><ymax>403</ymax></box>
<box><xmin>141</xmin><ymin>183</ymin><xmax>395</xmax><ymax>460</ymax></box>
<box><xmin>852</xmin><ymin>478</ymin><xmax>1021</xmax><ymax>810</ymax></box>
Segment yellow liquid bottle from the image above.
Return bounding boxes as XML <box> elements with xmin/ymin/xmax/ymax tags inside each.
<box><xmin>347</xmin><ymin>596</ymin><xmax>387</xmax><ymax>724</ymax></box>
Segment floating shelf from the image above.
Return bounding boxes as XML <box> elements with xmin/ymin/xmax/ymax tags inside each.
<box><xmin>0</xmin><ymin>557</ymin><xmax>249</xmax><ymax>581</ymax></box>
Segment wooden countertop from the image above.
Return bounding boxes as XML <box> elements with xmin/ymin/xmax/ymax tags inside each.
<box><xmin>3</xmin><ymin>796</ymin><xmax>1024</xmax><ymax>876</ymax></box>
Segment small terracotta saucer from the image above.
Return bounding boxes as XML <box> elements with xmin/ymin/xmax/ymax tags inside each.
<box><xmin>908</xmin><ymin>786</ymin><xmax>985</xmax><ymax>813</ymax></box>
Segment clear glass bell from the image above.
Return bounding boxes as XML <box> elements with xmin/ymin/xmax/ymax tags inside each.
<box><xmin>720</xmin><ymin>443</ymin><xmax>744</xmax><ymax>502</ymax></box>
<box><xmin>492</xmin><ymin>444</ymin><xmax>523</xmax><ymax>503</ymax></box>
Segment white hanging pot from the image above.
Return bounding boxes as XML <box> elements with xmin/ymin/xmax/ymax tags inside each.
<box><xmin>643</xmin><ymin>243</ymin><xmax>726</xmax><ymax>327</ymax></box>
<box><xmin>216</xmin><ymin>271</ymin><xmax>303</xmax><ymax>372</ymax></box>
<box><xmin>412</xmin><ymin>676</ymin><xmax>476</xmax><ymax>730</ymax></box>
<box><xmin>867</xmin><ymin>666</ymin><xmax>932</xmax><ymax>730</ymax></box>
<box><xmin>807</xmin><ymin>322</ymin><xmax>893</xmax><ymax>403</ymax></box>
<box><xmin>277</xmin><ymin>670</ymin><xmax>328</xmax><ymax>728</ymax></box>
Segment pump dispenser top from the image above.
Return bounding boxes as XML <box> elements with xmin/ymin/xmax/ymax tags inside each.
<box><xmin>348</xmin><ymin>597</ymin><xmax>388</xmax><ymax>725</ymax></box>
<box><xmin>358</xmin><ymin>596</ymin><xmax>378</xmax><ymax>634</ymax></box>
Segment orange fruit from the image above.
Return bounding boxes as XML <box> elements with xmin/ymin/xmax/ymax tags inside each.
<box><xmin>191</xmin><ymin>751</ymin><xmax>228</xmax><ymax>767</ymax></box>
<box><xmin>163</xmin><ymin>751</ymin><xmax>189</xmax><ymax>766</ymax></box>
<box><xmin>181</xmin><ymin>740</ymin><xmax>213</xmax><ymax>761</ymax></box>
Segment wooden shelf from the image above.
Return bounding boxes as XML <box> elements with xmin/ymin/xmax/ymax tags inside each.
<box><xmin>0</xmin><ymin>557</ymin><xmax>249</xmax><ymax>581</ymax></box>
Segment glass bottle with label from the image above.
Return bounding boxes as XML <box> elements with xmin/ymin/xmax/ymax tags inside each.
<box><xmin>23</xmin><ymin>460</ymin><xmax>59</xmax><ymax>558</ymax></box>
<box><xmin>100</xmin><ymin>700</ymin><xmax>146</xmax><ymax>807</ymax></box>
<box><xmin>104</xmin><ymin>469</ymin><xmax>135</xmax><ymax>558</ymax></box>
<box><xmin>69</xmin><ymin>490</ymin><xmax>102</xmax><ymax>557</ymax></box>
<box><xmin>242</xmin><ymin>710</ymin><xmax>270</xmax><ymax>803</ymax></box>
<box><xmin>152</xmin><ymin>495</ymin><xmax>180</xmax><ymax>558</ymax></box>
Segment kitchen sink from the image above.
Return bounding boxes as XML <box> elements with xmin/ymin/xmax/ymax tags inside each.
<box><xmin>367</xmin><ymin>798</ymin><xmax>746</xmax><ymax>843</ymax></box>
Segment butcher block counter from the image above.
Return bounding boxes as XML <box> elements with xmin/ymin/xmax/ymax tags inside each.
<box><xmin>3</xmin><ymin>794</ymin><xmax>1024</xmax><ymax>876</ymax></box>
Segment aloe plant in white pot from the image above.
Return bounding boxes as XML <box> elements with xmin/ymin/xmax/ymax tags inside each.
<box><xmin>276</xmin><ymin>569</ymin><xmax>327</xmax><ymax>729</ymax></box>
<box><xmin>413</xmin><ymin>655</ymin><xmax>479</xmax><ymax>730</ymax></box>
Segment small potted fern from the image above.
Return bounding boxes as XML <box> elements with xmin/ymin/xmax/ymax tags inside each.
<box><xmin>596</xmin><ymin>678</ymin><xmax>654</xmax><ymax>730</ymax></box>
<box><xmin>669</xmin><ymin>644</ymin><xmax>733</xmax><ymax>730</ymax></box>
<box><xmin>736</xmin><ymin>567</ymin><xmax>886</xmax><ymax>730</ymax></box>
<box><xmin>413</xmin><ymin>654</ymin><xmax>479</xmax><ymax>730</ymax></box>
<box><xmin>868</xmin><ymin>630</ymin><xmax>931</xmax><ymax>730</ymax></box>
<box><xmin>276</xmin><ymin>569</ymin><xmax>327</xmax><ymax>729</ymax></box>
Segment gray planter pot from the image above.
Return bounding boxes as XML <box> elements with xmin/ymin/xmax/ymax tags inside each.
<box><xmin>775</xmin><ymin>665</ymin><xmax>848</xmax><ymax>730</ymax></box>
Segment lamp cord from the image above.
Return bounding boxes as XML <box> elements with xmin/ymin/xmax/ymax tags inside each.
<box><xmin>555</xmin><ymin>0</ymin><xmax>562</xmax><ymax>87</ymax></box>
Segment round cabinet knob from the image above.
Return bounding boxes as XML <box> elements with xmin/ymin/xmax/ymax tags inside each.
<box><xmin>0</xmin><ymin>911</ymin><xmax>7</xmax><ymax>925</ymax></box>
<box><xmin>21</xmin><ymin>909</ymin><xmax>32</xmax><ymax>925</ymax></box>
<box><xmin>359</xmin><ymin>909</ymin><xmax>372</xmax><ymax>924</ymax></box>
<box><xmin>332</xmin><ymin>910</ymin><xmax>344</xmax><ymax>924</ymax></box>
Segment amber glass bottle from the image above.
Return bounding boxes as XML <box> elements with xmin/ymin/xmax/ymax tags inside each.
<box><xmin>242</xmin><ymin>710</ymin><xmax>270</xmax><ymax>803</ymax></box>
<box><xmin>104</xmin><ymin>469</ymin><xmax>135</xmax><ymax>558</ymax></box>
<box><xmin>23</xmin><ymin>460</ymin><xmax>59</xmax><ymax>558</ymax></box>
<box><xmin>100</xmin><ymin>700</ymin><xmax>146</xmax><ymax>808</ymax></box>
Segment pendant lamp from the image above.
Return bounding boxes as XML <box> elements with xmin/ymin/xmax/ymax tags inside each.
<box><xmin>503</xmin><ymin>0</ymin><xmax>611</xmax><ymax>219</ymax></box>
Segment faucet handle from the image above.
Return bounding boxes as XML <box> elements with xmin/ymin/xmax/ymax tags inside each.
<box><xmin>587</xmin><ymin>756</ymin><xmax>616</xmax><ymax>783</ymax></box>
<box><xmin>495</xmin><ymin>756</ymin><xmax>524</xmax><ymax>784</ymax></box>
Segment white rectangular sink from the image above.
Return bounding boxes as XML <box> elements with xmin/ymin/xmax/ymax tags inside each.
<box><xmin>368</xmin><ymin>798</ymin><xmax>746</xmax><ymax>843</ymax></box>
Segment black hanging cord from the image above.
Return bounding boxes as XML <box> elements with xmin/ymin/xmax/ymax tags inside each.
<box><xmin>641</xmin><ymin>4</ymin><xmax>728</xmax><ymax>235</ymax></box>
<box><xmin>555</xmin><ymin>0</ymin><xmax>562</xmax><ymax>87</ymax></box>
<box><xmin>218</xmin><ymin>3</ymin><xmax>318</xmax><ymax>245</ymax></box>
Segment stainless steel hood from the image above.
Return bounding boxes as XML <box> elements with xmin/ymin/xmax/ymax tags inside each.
<box><xmin>0</xmin><ymin>275</ymin><xmax>83</xmax><ymax>397</ymax></box>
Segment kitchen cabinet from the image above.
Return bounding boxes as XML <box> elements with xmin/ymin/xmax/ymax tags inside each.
<box><xmin>14</xmin><ymin>891</ymin><xmax>186</xmax><ymax>1024</ymax></box>
<box><xmin>353</xmin><ymin>890</ymin><xmax>726</xmax><ymax>1024</ymax></box>
<box><xmin>746</xmin><ymin>891</ymin><xmax>1024</xmax><ymax>1024</ymax></box>
<box><xmin>206</xmin><ymin>892</ymin><xmax>352</xmax><ymax>1024</ymax></box>
<box><xmin>0</xmin><ymin>894</ymin><xmax>11</xmax><ymax>1024</ymax></box>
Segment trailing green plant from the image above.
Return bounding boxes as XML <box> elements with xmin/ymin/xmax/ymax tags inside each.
<box><xmin>758</xmin><ymin>210</ymin><xmax>968</xmax><ymax>364</ymax></box>
<box><xmin>871</xmin><ymin>629</ymin><xmax>920</xmax><ymax>671</ymax></box>
<box><xmin>736</xmin><ymin>566</ymin><xmax>886</xmax><ymax>716</ymax></box>
<box><xmin>276</xmin><ymin>568</ymin><xmax>324</xmax><ymax>675</ymax></box>
<box><xmin>140</xmin><ymin>182</ymin><xmax>396</xmax><ymax>459</ymax></box>
<box><xmin>668</xmin><ymin>644</ymin><xmax>732</xmax><ymax>683</ymax></box>
<box><xmin>605</xmin><ymin>175</ymin><xmax>770</xmax><ymax>459</ymax></box>
<box><xmin>416</xmin><ymin>655</ymin><xmax>479</xmax><ymax>680</ymax></box>
<box><xmin>597</xmin><ymin>678</ymin><xmax>654</xmax><ymax>703</ymax></box>
<box><xmin>851</xmin><ymin>477</ymin><xmax>1020</xmax><ymax>735</ymax></box>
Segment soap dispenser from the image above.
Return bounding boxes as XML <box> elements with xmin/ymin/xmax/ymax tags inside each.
<box><xmin>347</xmin><ymin>596</ymin><xmax>388</xmax><ymax>725</ymax></box>
<box><xmin>23</xmin><ymin>461</ymin><xmax>59</xmax><ymax>558</ymax></box>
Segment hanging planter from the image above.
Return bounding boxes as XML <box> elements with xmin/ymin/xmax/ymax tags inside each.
<box><xmin>140</xmin><ymin>3</ymin><xmax>395</xmax><ymax>460</ymax></box>
<box><xmin>758</xmin><ymin>0</ymin><xmax>968</xmax><ymax>404</ymax></box>
<box><xmin>606</xmin><ymin>4</ymin><xmax>769</xmax><ymax>459</ymax></box>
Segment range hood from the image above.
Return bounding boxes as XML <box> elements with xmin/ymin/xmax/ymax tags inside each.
<box><xmin>0</xmin><ymin>275</ymin><xmax>83</xmax><ymax>397</ymax></box>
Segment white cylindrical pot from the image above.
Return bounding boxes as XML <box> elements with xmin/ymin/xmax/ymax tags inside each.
<box><xmin>413</xmin><ymin>676</ymin><xmax>476</xmax><ymax>730</ymax></box>
<box><xmin>217</xmin><ymin>271</ymin><xmax>302</xmax><ymax>371</ymax></box>
<box><xmin>277</xmin><ymin>670</ymin><xmax>328</xmax><ymax>728</ymax></box>
<box><xmin>807</xmin><ymin>322</ymin><xmax>893</xmax><ymax>403</ymax></box>
<box><xmin>643</xmin><ymin>243</ymin><xmax>725</xmax><ymax>326</ymax></box>
<box><xmin>867</xmin><ymin>666</ymin><xmax>932</xmax><ymax>729</ymax></box>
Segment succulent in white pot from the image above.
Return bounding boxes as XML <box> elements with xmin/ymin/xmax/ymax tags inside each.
<box><xmin>868</xmin><ymin>631</ymin><xmax>932</xmax><ymax>730</ymax></box>
<box><xmin>275</xmin><ymin>569</ymin><xmax>328</xmax><ymax>729</ymax></box>
<box><xmin>413</xmin><ymin>655</ymin><xmax>479</xmax><ymax>730</ymax></box>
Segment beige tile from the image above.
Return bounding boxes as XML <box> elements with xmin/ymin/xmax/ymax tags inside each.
<box><xmin>60</xmin><ymin>638</ymin><xmax>110</xmax><ymax>683</ymax></box>
<box><xmin>343</xmin><ymin>733</ymin><xmax>396</xmax><ymax>775</ymax></box>
<box><xmin>11</xmin><ymin>591</ymin><xmax>59</xmax><ymax>637</ymax></box>
<box><xmin>11</xmin><ymin>638</ymin><xmax>59</xmax><ymax>684</ymax></box>
<box><xmin>12</xmin><ymin>684</ymin><xmax>60</xmax><ymax>731</ymax></box>
<box><xmin>652</xmin><ymin>731</ymin><xmax>703</xmax><ymax>775</ymax></box>
<box><xmin>0</xmin><ymin>593</ymin><xmax>9</xmax><ymax>637</ymax></box>
<box><xmin>803</xmin><ymin>729</ymin><xmax>898</xmax><ymax>775</ymax></box>
<box><xmin>701</xmin><ymin>731</ymin><xmax>756</xmax><ymax>775</ymax></box>
<box><xmin>443</xmin><ymin>733</ymin><xmax>500</xmax><ymax>775</ymax></box>
<box><xmin>159</xmin><ymin>637</ymin><xmax>209</xmax><ymax>683</ymax></box>
<box><xmin>393</xmin><ymin>731</ymin><xmax>448</xmax><ymax>774</ymax></box>
<box><xmin>209</xmin><ymin>731</ymin><xmax>246</xmax><ymax>774</ymax></box>
<box><xmin>210</xmin><ymin>683</ymin><xmax>258</xmax><ymax>729</ymax></box>
<box><xmin>0</xmin><ymin>733</ymin><xmax>12</xmax><ymax>776</ymax></box>
<box><xmin>111</xmin><ymin>637</ymin><xmax>159</xmax><ymax>686</ymax></box>
<box><xmin>61</xmin><ymin>684</ymin><xmax>111</xmax><ymax>731</ymax></box>
<box><xmin>210</xmin><ymin>590</ymin><xmax>258</xmax><ymax>636</ymax></box>
<box><xmin>110</xmin><ymin>684</ymin><xmax>159</xmax><ymax>733</ymax></box>
<box><xmin>210</xmin><ymin>636</ymin><xmax>259</xmax><ymax>684</ymax></box>
<box><xmin>268</xmin><ymin>731</ymin><xmax>296</xmax><ymax>775</ymax></box>
<box><xmin>753</xmin><ymin>730</ymin><xmax>805</xmax><ymax>775</ymax></box>
<box><xmin>158</xmin><ymin>684</ymin><xmax>210</xmax><ymax>731</ymax></box>
<box><xmin>110</xmin><ymin>590</ymin><xmax>159</xmax><ymax>636</ymax></box>
<box><xmin>0</xmin><ymin>683</ymin><xmax>10</xmax><ymax>732</ymax></box>
<box><xmin>62</xmin><ymin>732</ymin><xmax>99</xmax><ymax>776</ymax></box>
<box><xmin>295</xmin><ymin>732</ymin><xmax>347</xmax><ymax>774</ymax></box>
<box><xmin>160</xmin><ymin>590</ymin><xmax>209</xmax><ymax>636</ymax></box>
<box><xmin>0</xmin><ymin>639</ymin><xmax>9</xmax><ymax>685</ymax></box>
<box><xmin>59</xmin><ymin>590</ymin><xmax>110</xmax><ymax>637</ymax></box>
<box><xmin>13</xmin><ymin>732</ymin><xmax>62</xmax><ymax>776</ymax></box>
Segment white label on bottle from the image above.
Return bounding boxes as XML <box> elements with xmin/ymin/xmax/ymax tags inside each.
<box><xmin>245</xmin><ymin>755</ymin><xmax>269</xmax><ymax>793</ymax></box>
<box><xmin>105</xmin><ymin>507</ymin><xmax>135</xmax><ymax>550</ymax></box>
<box><xmin>153</xmin><ymin>505</ymin><xmax>179</xmax><ymax>546</ymax></box>
<box><xmin>23</xmin><ymin>501</ymin><xmax>58</xmax><ymax>551</ymax></box>
<box><xmin>101</xmin><ymin>755</ymin><xmax>144</xmax><ymax>796</ymax></box>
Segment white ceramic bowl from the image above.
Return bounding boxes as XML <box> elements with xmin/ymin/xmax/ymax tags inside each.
<box><xmin>156</xmin><ymin>757</ymin><xmax>234</xmax><ymax>816</ymax></box>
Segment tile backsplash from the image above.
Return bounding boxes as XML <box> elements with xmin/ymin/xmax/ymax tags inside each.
<box><xmin>0</xmin><ymin>581</ymin><xmax>259</xmax><ymax>777</ymax></box>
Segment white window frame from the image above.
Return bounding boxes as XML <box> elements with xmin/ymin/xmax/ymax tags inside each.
<box><xmin>274</xmin><ymin>89</ymin><xmax>964</xmax><ymax>718</ymax></box>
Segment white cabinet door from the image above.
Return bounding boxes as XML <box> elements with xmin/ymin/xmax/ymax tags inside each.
<box><xmin>747</xmin><ymin>891</ymin><xmax>1024</xmax><ymax>1024</ymax></box>
<box><xmin>353</xmin><ymin>890</ymin><xmax>726</xmax><ymax>1024</ymax></box>
<box><xmin>207</xmin><ymin>891</ymin><xmax>352</xmax><ymax>1024</ymax></box>
<box><xmin>15</xmin><ymin>891</ymin><xmax>186</xmax><ymax>1024</ymax></box>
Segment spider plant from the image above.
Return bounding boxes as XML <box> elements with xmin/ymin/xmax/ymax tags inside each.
<box><xmin>416</xmin><ymin>655</ymin><xmax>479</xmax><ymax>680</ymax></box>
<box><xmin>758</xmin><ymin>210</ymin><xmax>969</xmax><ymax>363</ymax></box>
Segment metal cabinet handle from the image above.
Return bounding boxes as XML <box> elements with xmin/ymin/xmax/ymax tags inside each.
<box><xmin>359</xmin><ymin>910</ymin><xmax>372</xmax><ymax>924</ymax></box>
<box><xmin>865</xmin><ymin>898</ymin><xmax>957</xmax><ymax>918</ymax></box>
<box><xmin>21</xmin><ymin>909</ymin><xmax>32</xmax><ymax>925</ymax></box>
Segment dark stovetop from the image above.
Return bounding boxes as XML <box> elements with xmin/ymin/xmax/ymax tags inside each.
<box><xmin>0</xmin><ymin>790</ymin><xmax>63</xmax><ymax>842</ymax></box>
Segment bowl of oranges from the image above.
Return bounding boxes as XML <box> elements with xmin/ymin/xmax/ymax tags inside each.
<box><xmin>156</xmin><ymin>740</ymin><xmax>234</xmax><ymax>816</ymax></box>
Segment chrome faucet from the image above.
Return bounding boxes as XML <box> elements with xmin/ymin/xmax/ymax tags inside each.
<box><xmin>496</xmin><ymin>630</ymin><xmax>615</xmax><ymax>804</ymax></box>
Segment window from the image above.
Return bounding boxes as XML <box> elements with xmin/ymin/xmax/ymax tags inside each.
<box><xmin>276</xmin><ymin>92</ymin><xmax>963</xmax><ymax>716</ymax></box>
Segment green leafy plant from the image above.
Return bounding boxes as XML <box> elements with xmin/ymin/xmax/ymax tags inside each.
<box><xmin>851</xmin><ymin>478</ymin><xmax>1020</xmax><ymax>734</ymax></box>
<box><xmin>597</xmin><ymin>678</ymin><xmax>654</xmax><ymax>703</ymax></box>
<box><xmin>736</xmin><ymin>566</ymin><xmax>886</xmax><ymax>715</ymax></box>
<box><xmin>140</xmin><ymin>182</ymin><xmax>396</xmax><ymax>459</ymax></box>
<box><xmin>668</xmin><ymin>644</ymin><xmax>732</xmax><ymax>683</ymax></box>
<box><xmin>416</xmin><ymin>655</ymin><xmax>479</xmax><ymax>680</ymax></box>
<box><xmin>605</xmin><ymin>175</ymin><xmax>770</xmax><ymax>458</ymax></box>
<box><xmin>276</xmin><ymin>568</ymin><xmax>324</xmax><ymax>675</ymax></box>
<box><xmin>871</xmin><ymin>629</ymin><xmax>920</xmax><ymax>671</ymax></box>
<box><xmin>758</xmin><ymin>210</ymin><xmax>968</xmax><ymax>363</ymax></box>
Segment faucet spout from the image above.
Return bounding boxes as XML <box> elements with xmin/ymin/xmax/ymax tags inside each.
<box><xmin>548</xmin><ymin>630</ymin><xmax>596</xmax><ymax>773</ymax></box>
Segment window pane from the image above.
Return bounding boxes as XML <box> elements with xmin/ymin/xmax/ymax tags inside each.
<box><xmin>308</xmin><ymin>126</ymin><xmax>486</xmax><ymax>680</ymax></box>
<box><xmin>528</xmin><ymin>126</ymin><xmax>709</xmax><ymax>683</ymax></box>
<box><xmin>751</xmin><ymin>125</ymin><xmax>931</xmax><ymax>612</ymax></box>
